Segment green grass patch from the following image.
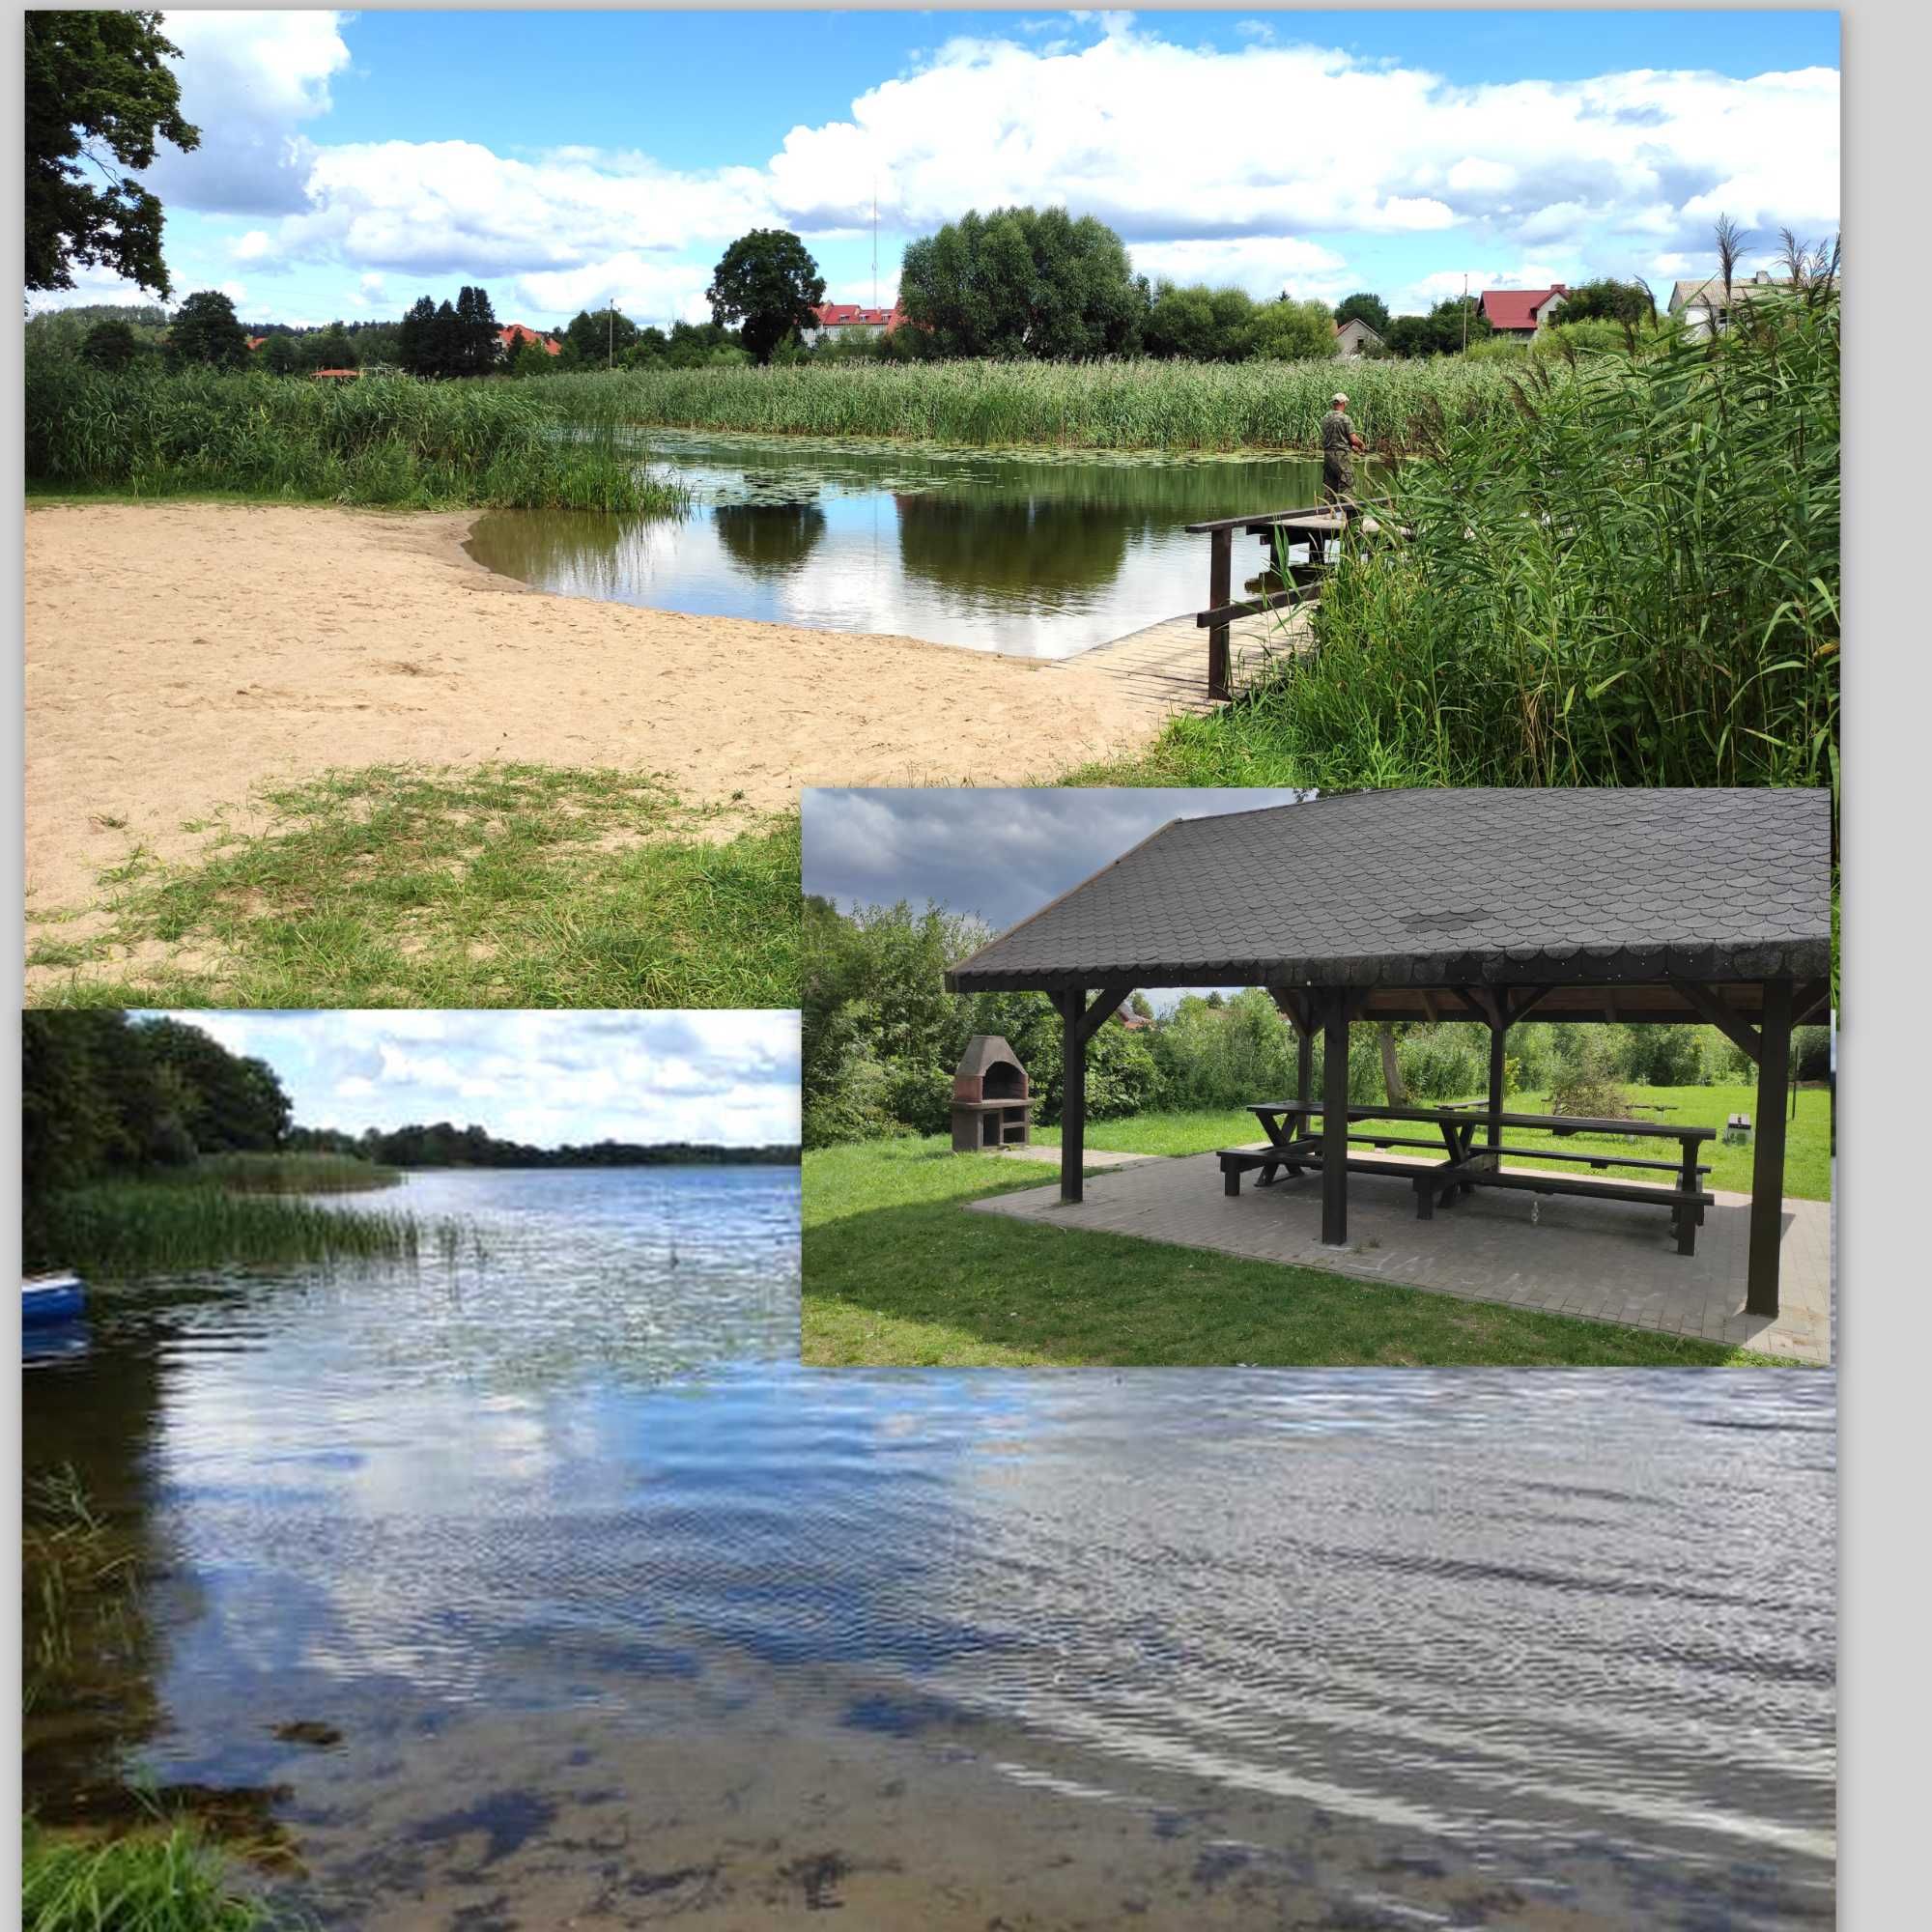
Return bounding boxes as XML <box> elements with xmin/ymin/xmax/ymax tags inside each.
<box><xmin>29</xmin><ymin>764</ymin><xmax>800</xmax><ymax>1009</ymax></box>
<box><xmin>193</xmin><ymin>1152</ymin><xmax>400</xmax><ymax>1195</ymax></box>
<box><xmin>22</xmin><ymin>1818</ymin><xmax>275</xmax><ymax>1932</ymax></box>
<box><xmin>802</xmin><ymin>1137</ymin><xmax>1798</xmax><ymax>1368</ymax></box>
<box><xmin>1037</xmin><ymin>1086</ymin><xmax>1833</xmax><ymax>1201</ymax></box>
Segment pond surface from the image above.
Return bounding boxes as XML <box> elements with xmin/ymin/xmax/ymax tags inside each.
<box><xmin>465</xmin><ymin>431</ymin><xmax>1352</xmax><ymax>659</ymax></box>
<box><xmin>24</xmin><ymin>1171</ymin><xmax>1833</xmax><ymax>1929</ymax></box>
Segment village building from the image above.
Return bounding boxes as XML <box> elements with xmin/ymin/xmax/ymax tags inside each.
<box><xmin>1332</xmin><ymin>316</ymin><xmax>1384</xmax><ymax>358</ymax></box>
<box><xmin>802</xmin><ymin>301</ymin><xmax>904</xmax><ymax>348</ymax></box>
<box><xmin>1478</xmin><ymin>283</ymin><xmax>1569</xmax><ymax>336</ymax></box>
<box><xmin>497</xmin><ymin>322</ymin><xmax>561</xmax><ymax>358</ymax></box>
<box><xmin>1666</xmin><ymin>270</ymin><xmax>1840</xmax><ymax>340</ymax></box>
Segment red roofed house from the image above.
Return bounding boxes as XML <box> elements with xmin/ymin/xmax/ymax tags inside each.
<box><xmin>244</xmin><ymin>335</ymin><xmax>269</xmax><ymax>351</ymax></box>
<box><xmin>803</xmin><ymin>301</ymin><xmax>905</xmax><ymax>348</ymax></box>
<box><xmin>1478</xmin><ymin>284</ymin><xmax>1568</xmax><ymax>336</ymax></box>
<box><xmin>497</xmin><ymin>323</ymin><xmax>561</xmax><ymax>358</ymax></box>
<box><xmin>312</xmin><ymin>368</ymin><xmax>361</xmax><ymax>381</ymax></box>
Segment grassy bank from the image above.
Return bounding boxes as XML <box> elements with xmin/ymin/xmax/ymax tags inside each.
<box><xmin>23</xmin><ymin>1819</ymin><xmax>273</xmax><ymax>1932</ymax></box>
<box><xmin>1036</xmin><ymin>1086</ymin><xmax>1833</xmax><ymax>1202</ymax></box>
<box><xmin>1073</xmin><ymin>306</ymin><xmax>1838</xmax><ymax>798</ymax></box>
<box><xmin>193</xmin><ymin>1152</ymin><xmax>400</xmax><ymax>1194</ymax></box>
<box><xmin>802</xmin><ymin>1138</ymin><xmax>1796</xmax><ymax>1368</ymax></box>
<box><xmin>25</xmin><ymin>357</ymin><xmax>685</xmax><ymax>513</ymax></box>
<box><xmin>552</xmin><ymin>355</ymin><xmax>1523</xmax><ymax>454</ymax></box>
<box><xmin>28</xmin><ymin>764</ymin><xmax>800</xmax><ymax>1009</ymax></box>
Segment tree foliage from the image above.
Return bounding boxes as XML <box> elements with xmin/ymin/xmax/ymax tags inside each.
<box><xmin>707</xmin><ymin>229</ymin><xmax>826</xmax><ymax>363</ymax></box>
<box><xmin>80</xmin><ymin>320</ymin><xmax>141</xmax><ymax>371</ymax></box>
<box><xmin>1555</xmin><ymin>277</ymin><xmax>1654</xmax><ymax>327</ymax></box>
<box><xmin>899</xmin><ymin>206</ymin><xmax>1146</xmax><ymax>359</ymax></box>
<box><xmin>1334</xmin><ymin>292</ymin><xmax>1392</xmax><ymax>335</ymax></box>
<box><xmin>167</xmin><ymin>290</ymin><xmax>248</xmax><ymax>368</ymax></box>
<box><xmin>562</xmin><ymin>305</ymin><xmax>641</xmax><ymax>366</ymax></box>
<box><xmin>24</xmin><ymin>9</ymin><xmax>200</xmax><ymax>298</ymax></box>
<box><xmin>1382</xmin><ymin>295</ymin><xmax>1492</xmax><ymax>358</ymax></box>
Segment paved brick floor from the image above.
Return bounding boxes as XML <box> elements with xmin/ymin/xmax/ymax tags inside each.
<box><xmin>969</xmin><ymin>1148</ymin><xmax>1833</xmax><ymax>1364</ymax></box>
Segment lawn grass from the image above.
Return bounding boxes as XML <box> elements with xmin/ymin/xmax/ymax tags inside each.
<box><xmin>1037</xmin><ymin>1086</ymin><xmax>1833</xmax><ymax>1202</ymax></box>
<box><xmin>28</xmin><ymin>763</ymin><xmax>800</xmax><ymax>1009</ymax></box>
<box><xmin>801</xmin><ymin>1138</ymin><xmax>1800</xmax><ymax>1368</ymax></box>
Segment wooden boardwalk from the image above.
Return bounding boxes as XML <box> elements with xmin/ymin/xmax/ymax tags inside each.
<box><xmin>1067</xmin><ymin>603</ymin><xmax>1313</xmax><ymax>715</ymax></box>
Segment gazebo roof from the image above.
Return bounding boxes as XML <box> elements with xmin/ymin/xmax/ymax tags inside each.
<box><xmin>945</xmin><ymin>789</ymin><xmax>1831</xmax><ymax>1003</ymax></box>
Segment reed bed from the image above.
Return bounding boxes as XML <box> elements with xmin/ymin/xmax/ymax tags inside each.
<box><xmin>1145</xmin><ymin>305</ymin><xmax>1838</xmax><ymax>800</ymax></box>
<box><xmin>40</xmin><ymin>1178</ymin><xmax>465</xmax><ymax>1276</ymax></box>
<box><xmin>554</xmin><ymin>355</ymin><xmax>1526</xmax><ymax>453</ymax></box>
<box><xmin>195</xmin><ymin>1151</ymin><xmax>401</xmax><ymax>1195</ymax></box>
<box><xmin>25</xmin><ymin>355</ymin><xmax>685</xmax><ymax>513</ymax></box>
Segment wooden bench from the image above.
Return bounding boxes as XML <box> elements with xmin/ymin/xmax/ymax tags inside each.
<box><xmin>1230</xmin><ymin>1101</ymin><xmax>1719</xmax><ymax>1256</ymax></box>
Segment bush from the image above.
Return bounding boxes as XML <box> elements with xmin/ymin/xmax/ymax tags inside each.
<box><xmin>1793</xmin><ymin>1025</ymin><xmax>1831</xmax><ymax>1081</ymax></box>
<box><xmin>1396</xmin><ymin>1023</ymin><xmax>1488</xmax><ymax>1101</ymax></box>
<box><xmin>1621</xmin><ymin>1024</ymin><xmax>1709</xmax><ymax>1088</ymax></box>
<box><xmin>1548</xmin><ymin>1037</ymin><xmax>1632</xmax><ymax>1121</ymax></box>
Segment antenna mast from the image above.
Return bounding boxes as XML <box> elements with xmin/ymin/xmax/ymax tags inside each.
<box><xmin>871</xmin><ymin>175</ymin><xmax>879</xmax><ymax>311</ymax></box>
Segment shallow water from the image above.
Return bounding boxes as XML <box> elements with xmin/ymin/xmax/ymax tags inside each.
<box><xmin>465</xmin><ymin>430</ymin><xmax>1354</xmax><ymax>659</ymax></box>
<box><xmin>23</xmin><ymin>1166</ymin><xmax>1833</xmax><ymax>1928</ymax></box>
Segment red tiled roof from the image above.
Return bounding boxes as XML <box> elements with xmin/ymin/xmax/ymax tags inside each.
<box><xmin>497</xmin><ymin>323</ymin><xmax>560</xmax><ymax>354</ymax></box>
<box><xmin>1479</xmin><ymin>284</ymin><xmax>1568</xmax><ymax>331</ymax></box>
<box><xmin>245</xmin><ymin>335</ymin><xmax>268</xmax><ymax>351</ymax></box>
<box><xmin>811</xmin><ymin>301</ymin><xmax>905</xmax><ymax>332</ymax></box>
<box><xmin>312</xmin><ymin>368</ymin><xmax>360</xmax><ymax>380</ymax></box>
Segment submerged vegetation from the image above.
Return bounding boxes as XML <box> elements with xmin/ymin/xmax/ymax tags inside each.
<box><xmin>558</xmin><ymin>355</ymin><xmax>1526</xmax><ymax>453</ymax></box>
<box><xmin>1079</xmin><ymin>298</ymin><xmax>1840</xmax><ymax>799</ymax></box>
<box><xmin>24</xmin><ymin>355</ymin><xmax>685</xmax><ymax>512</ymax></box>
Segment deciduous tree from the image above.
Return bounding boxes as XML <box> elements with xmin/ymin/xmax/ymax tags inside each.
<box><xmin>25</xmin><ymin>9</ymin><xmax>199</xmax><ymax>298</ymax></box>
<box><xmin>706</xmin><ymin>230</ymin><xmax>826</xmax><ymax>363</ymax></box>
<box><xmin>167</xmin><ymin>290</ymin><xmax>248</xmax><ymax>368</ymax></box>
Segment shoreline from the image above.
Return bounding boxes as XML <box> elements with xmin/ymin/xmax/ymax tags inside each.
<box><xmin>25</xmin><ymin>500</ymin><xmax>1175</xmax><ymax>941</ymax></box>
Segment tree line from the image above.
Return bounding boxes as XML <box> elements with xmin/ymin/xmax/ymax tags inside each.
<box><xmin>285</xmin><ymin>1122</ymin><xmax>800</xmax><ymax>1168</ymax></box>
<box><xmin>23</xmin><ymin>1012</ymin><xmax>799</xmax><ymax>1214</ymax></box>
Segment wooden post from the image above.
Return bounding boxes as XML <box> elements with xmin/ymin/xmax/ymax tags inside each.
<box><xmin>1747</xmin><ymin>979</ymin><xmax>1793</xmax><ymax>1316</ymax></box>
<box><xmin>1296</xmin><ymin>1021</ymin><xmax>1313</xmax><ymax>1112</ymax></box>
<box><xmin>1207</xmin><ymin>526</ymin><xmax>1233</xmax><ymax>700</ymax></box>
<box><xmin>1487</xmin><ymin>1021</ymin><xmax>1507</xmax><ymax>1156</ymax></box>
<box><xmin>1321</xmin><ymin>989</ymin><xmax>1350</xmax><ymax>1245</ymax></box>
<box><xmin>1059</xmin><ymin>988</ymin><xmax>1087</xmax><ymax>1206</ymax></box>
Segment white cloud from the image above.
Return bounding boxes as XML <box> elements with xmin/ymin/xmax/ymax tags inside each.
<box><xmin>121</xmin><ymin>14</ymin><xmax>1835</xmax><ymax>324</ymax></box>
<box><xmin>150</xmin><ymin>11</ymin><xmax>352</xmax><ymax>214</ymax></box>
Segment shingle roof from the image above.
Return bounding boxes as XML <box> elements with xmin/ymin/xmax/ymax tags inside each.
<box><xmin>945</xmin><ymin>789</ymin><xmax>1831</xmax><ymax>993</ymax></box>
<box><xmin>1479</xmin><ymin>284</ymin><xmax>1567</xmax><ymax>331</ymax></box>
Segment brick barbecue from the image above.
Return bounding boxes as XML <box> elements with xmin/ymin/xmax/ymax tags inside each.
<box><xmin>952</xmin><ymin>1036</ymin><xmax>1034</xmax><ymax>1152</ymax></box>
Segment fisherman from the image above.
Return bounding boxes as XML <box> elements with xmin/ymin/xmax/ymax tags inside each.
<box><xmin>1321</xmin><ymin>392</ymin><xmax>1366</xmax><ymax>520</ymax></box>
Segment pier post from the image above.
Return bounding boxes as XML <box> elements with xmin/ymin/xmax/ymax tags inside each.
<box><xmin>1207</xmin><ymin>526</ymin><xmax>1233</xmax><ymax>700</ymax></box>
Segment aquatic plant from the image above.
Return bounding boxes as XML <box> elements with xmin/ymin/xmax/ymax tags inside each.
<box><xmin>23</xmin><ymin>355</ymin><xmax>687</xmax><ymax>513</ymax></box>
<box><xmin>195</xmin><ymin>1152</ymin><xmax>401</xmax><ymax>1195</ymax></box>
<box><xmin>539</xmin><ymin>355</ymin><xmax>1528</xmax><ymax>454</ymax></box>
<box><xmin>34</xmin><ymin>1179</ymin><xmax>468</xmax><ymax>1276</ymax></box>
<box><xmin>21</xmin><ymin>1817</ymin><xmax>274</xmax><ymax>1932</ymax></box>
<box><xmin>1089</xmin><ymin>300</ymin><xmax>1838</xmax><ymax>804</ymax></box>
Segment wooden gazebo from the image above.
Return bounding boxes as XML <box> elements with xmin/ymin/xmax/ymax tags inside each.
<box><xmin>945</xmin><ymin>789</ymin><xmax>1832</xmax><ymax>1316</ymax></box>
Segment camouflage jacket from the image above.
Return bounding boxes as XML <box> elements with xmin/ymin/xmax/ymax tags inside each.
<box><xmin>1320</xmin><ymin>412</ymin><xmax>1357</xmax><ymax>455</ymax></box>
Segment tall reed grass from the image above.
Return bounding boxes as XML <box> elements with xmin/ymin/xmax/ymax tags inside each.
<box><xmin>196</xmin><ymin>1151</ymin><xmax>400</xmax><ymax>1195</ymax></box>
<box><xmin>25</xmin><ymin>355</ymin><xmax>685</xmax><ymax>513</ymax></box>
<box><xmin>550</xmin><ymin>355</ymin><xmax>1525</xmax><ymax>453</ymax></box>
<box><xmin>40</xmin><ymin>1179</ymin><xmax>463</xmax><ymax>1276</ymax></box>
<box><xmin>1214</xmin><ymin>304</ymin><xmax>1839</xmax><ymax>799</ymax></box>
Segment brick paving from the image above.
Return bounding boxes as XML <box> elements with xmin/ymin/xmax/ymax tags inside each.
<box><xmin>969</xmin><ymin>1148</ymin><xmax>1833</xmax><ymax>1364</ymax></box>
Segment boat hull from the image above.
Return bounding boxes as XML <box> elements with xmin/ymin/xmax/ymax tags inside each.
<box><xmin>22</xmin><ymin>1277</ymin><xmax>86</xmax><ymax>1325</ymax></box>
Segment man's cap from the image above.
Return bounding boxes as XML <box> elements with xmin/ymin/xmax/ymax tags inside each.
<box><xmin>1331</xmin><ymin>392</ymin><xmax>1349</xmax><ymax>405</ymax></box>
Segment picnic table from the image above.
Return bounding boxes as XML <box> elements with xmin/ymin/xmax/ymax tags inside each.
<box><xmin>1218</xmin><ymin>1102</ymin><xmax>1718</xmax><ymax>1256</ymax></box>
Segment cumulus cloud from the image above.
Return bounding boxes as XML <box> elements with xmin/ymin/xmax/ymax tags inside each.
<box><xmin>149</xmin><ymin>11</ymin><xmax>352</xmax><ymax>215</ymax></box>
<box><xmin>124</xmin><ymin>14</ymin><xmax>1835</xmax><ymax>321</ymax></box>
<box><xmin>152</xmin><ymin>1012</ymin><xmax>800</xmax><ymax>1148</ymax></box>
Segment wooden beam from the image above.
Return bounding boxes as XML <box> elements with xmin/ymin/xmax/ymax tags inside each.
<box><xmin>1267</xmin><ymin>986</ymin><xmax>1311</xmax><ymax>1037</ymax></box>
<box><xmin>1794</xmin><ymin>980</ymin><xmax>1832</xmax><ymax>1026</ymax></box>
<box><xmin>1075</xmin><ymin>980</ymin><xmax>1139</xmax><ymax>1047</ymax></box>
<box><xmin>1456</xmin><ymin>985</ymin><xmax>1503</xmax><ymax>1030</ymax></box>
<box><xmin>1419</xmin><ymin>990</ymin><xmax>1439</xmax><ymax>1024</ymax></box>
<box><xmin>1321</xmin><ymin>989</ymin><xmax>1352</xmax><ymax>1245</ymax></box>
<box><xmin>1669</xmin><ymin>978</ymin><xmax>1764</xmax><ymax>1065</ymax></box>
<box><xmin>1747</xmin><ymin>980</ymin><xmax>1794</xmax><ymax>1316</ymax></box>
<box><xmin>1507</xmin><ymin>986</ymin><xmax>1553</xmax><ymax>1025</ymax></box>
<box><xmin>1486</xmin><ymin>1024</ymin><xmax>1508</xmax><ymax>1153</ymax></box>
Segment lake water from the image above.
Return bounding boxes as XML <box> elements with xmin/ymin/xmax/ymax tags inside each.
<box><xmin>465</xmin><ymin>431</ymin><xmax>1346</xmax><ymax>659</ymax></box>
<box><xmin>24</xmin><ymin>1166</ymin><xmax>1833</xmax><ymax>1929</ymax></box>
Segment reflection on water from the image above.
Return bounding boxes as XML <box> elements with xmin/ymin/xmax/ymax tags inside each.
<box><xmin>466</xmin><ymin>430</ymin><xmax>1352</xmax><ymax>658</ymax></box>
<box><xmin>23</xmin><ymin>1169</ymin><xmax>1833</xmax><ymax>1927</ymax></box>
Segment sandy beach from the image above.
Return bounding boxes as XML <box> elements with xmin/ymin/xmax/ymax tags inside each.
<box><xmin>24</xmin><ymin>501</ymin><xmax>1173</xmax><ymax>921</ymax></box>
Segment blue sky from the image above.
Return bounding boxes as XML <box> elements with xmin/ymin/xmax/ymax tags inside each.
<box><xmin>46</xmin><ymin>9</ymin><xmax>1839</xmax><ymax>330</ymax></box>
<box><xmin>151</xmin><ymin>1011</ymin><xmax>802</xmax><ymax>1148</ymax></box>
